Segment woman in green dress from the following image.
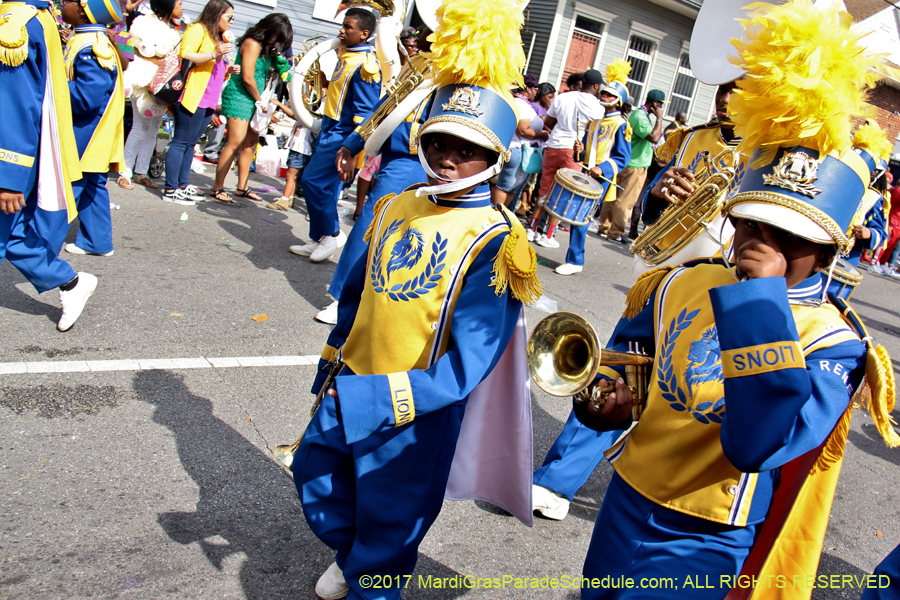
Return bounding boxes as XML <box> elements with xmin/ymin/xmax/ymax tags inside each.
<box><xmin>211</xmin><ymin>13</ymin><xmax>292</xmax><ymax>202</ymax></box>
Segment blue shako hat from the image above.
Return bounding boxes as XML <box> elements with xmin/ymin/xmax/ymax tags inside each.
<box><xmin>81</xmin><ymin>0</ymin><xmax>124</xmax><ymax>24</ymax></box>
<box><xmin>600</xmin><ymin>81</ymin><xmax>628</xmax><ymax>107</ymax></box>
<box><xmin>853</xmin><ymin>147</ymin><xmax>878</xmax><ymax>173</ymax></box>
<box><xmin>415</xmin><ymin>83</ymin><xmax>519</xmax><ymax>196</ymax></box>
<box><xmin>725</xmin><ymin>146</ymin><xmax>869</xmax><ymax>254</ymax></box>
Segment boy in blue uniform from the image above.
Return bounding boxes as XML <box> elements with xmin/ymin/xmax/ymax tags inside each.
<box><xmin>290</xmin><ymin>8</ymin><xmax>383</xmax><ymax>264</ymax></box>
<box><xmin>0</xmin><ymin>0</ymin><xmax>99</xmax><ymax>331</ymax></box>
<box><xmin>58</xmin><ymin>0</ymin><xmax>125</xmax><ymax>258</ymax></box>
<box><xmin>287</xmin><ymin>2</ymin><xmax>540</xmax><ymax>598</ymax></box>
<box><xmin>314</xmin><ymin>19</ymin><xmax>436</xmax><ymax>324</ymax></box>
<box><xmin>572</xmin><ymin>2</ymin><xmax>899</xmax><ymax>597</ymax></box>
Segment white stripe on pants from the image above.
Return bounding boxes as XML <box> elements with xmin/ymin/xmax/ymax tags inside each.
<box><xmin>120</xmin><ymin>102</ymin><xmax>163</xmax><ymax>179</ymax></box>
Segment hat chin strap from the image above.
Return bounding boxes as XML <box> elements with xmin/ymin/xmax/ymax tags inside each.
<box><xmin>414</xmin><ymin>151</ymin><xmax>504</xmax><ymax>197</ymax></box>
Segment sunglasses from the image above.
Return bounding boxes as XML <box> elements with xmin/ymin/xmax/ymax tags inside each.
<box><xmin>225</xmin><ymin>14</ymin><xmax>234</xmax><ymax>22</ymax></box>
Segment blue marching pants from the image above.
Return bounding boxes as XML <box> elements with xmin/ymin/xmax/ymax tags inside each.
<box><xmin>565</xmin><ymin>221</ymin><xmax>591</xmax><ymax>267</ymax></box>
<box><xmin>301</xmin><ymin>130</ymin><xmax>345</xmax><ymax>242</ymax></box>
<box><xmin>70</xmin><ymin>172</ymin><xmax>113</xmax><ymax>255</ymax></box>
<box><xmin>533</xmin><ymin>409</ymin><xmax>619</xmax><ymax>501</ymax></box>
<box><xmin>582</xmin><ymin>473</ymin><xmax>755</xmax><ymax>600</ymax></box>
<box><xmin>3</xmin><ymin>207</ymin><xmax>77</xmax><ymax>293</ymax></box>
<box><xmin>327</xmin><ymin>153</ymin><xmax>425</xmax><ymax>301</ymax></box>
<box><xmin>862</xmin><ymin>543</ymin><xmax>900</xmax><ymax>600</ymax></box>
<box><xmin>295</xmin><ymin>390</ymin><xmax>465</xmax><ymax>600</ymax></box>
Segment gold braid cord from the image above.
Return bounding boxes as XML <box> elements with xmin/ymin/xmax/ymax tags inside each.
<box><xmin>362</xmin><ymin>193</ymin><xmax>396</xmax><ymax>244</ymax></box>
<box><xmin>491</xmin><ymin>225</ymin><xmax>542</xmax><ymax>305</ymax></box>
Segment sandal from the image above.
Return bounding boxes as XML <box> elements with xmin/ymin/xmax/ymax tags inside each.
<box><xmin>266</xmin><ymin>196</ymin><xmax>292</xmax><ymax>211</ymax></box>
<box><xmin>234</xmin><ymin>187</ymin><xmax>263</xmax><ymax>201</ymax></box>
<box><xmin>117</xmin><ymin>176</ymin><xmax>134</xmax><ymax>190</ymax></box>
<box><xmin>210</xmin><ymin>188</ymin><xmax>235</xmax><ymax>204</ymax></box>
<box><xmin>134</xmin><ymin>175</ymin><xmax>158</xmax><ymax>189</ymax></box>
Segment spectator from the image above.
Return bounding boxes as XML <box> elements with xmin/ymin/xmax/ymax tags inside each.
<box><xmin>118</xmin><ymin>0</ymin><xmax>183</xmax><ymax>190</ymax></box>
<box><xmin>601</xmin><ymin>89</ymin><xmax>664</xmax><ymax>242</ymax></box>
<box><xmin>525</xmin><ymin>68</ymin><xmax>605</xmax><ymax>247</ymax></box>
<box><xmin>492</xmin><ymin>78</ymin><xmax>549</xmax><ymax>207</ymax></box>
<box><xmin>663</xmin><ymin>110</ymin><xmax>687</xmax><ymax>137</ymax></box>
<box><xmin>266</xmin><ymin>98</ymin><xmax>314</xmax><ymax>211</ymax></box>
<box><xmin>399</xmin><ymin>26</ymin><xmax>417</xmax><ymax>61</ymax></box>
<box><xmin>162</xmin><ymin>0</ymin><xmax>234</xmax><ymax>205</ymax></box>
<box><xmin>621</xmin><ymin>95</ymin><xmax>634</xmax><ymax>118</ymax></box>
<box><xmin>211</xmin><ymin>14</ymin><xmax>293</xmax><ymax>203</ymax></box>
<box><xmin>564</xmin><ymin>71</ymin><xmax>583</xmax><ymax>93</ymax></box>
<box><xmin>531</xmin><ymin>81</ymin><xmax>555</xmax><ymax>117</ymax></box>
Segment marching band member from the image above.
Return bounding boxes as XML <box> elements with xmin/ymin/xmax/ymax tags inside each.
<box><xmin>0</xmin><ymin>0</ymin><xmax>99</xmax><ymax>331</ymax></box>
<box><xmin>289</xmin><ymin>7</ymin><xmax>383</xmax><ymax>264</ymax></box>
<box><xmin>313</xmin><ymin>1</ymin><xmax>439</xmax><ymax>325</ymax></box>
<box><xmin>555</xmin><ymin>60</ymin><xmax>632</xmax><ymax>276</ymax></box>
<box><xmin>59</xmin><ymin>0</ymin><xmax>126</xmax><ymax>258</ymax></box>
<box><xmin>291</xmin><ymin>1</ymin><xmax>540</xmax><ymax>597</ymax></box>
<box><xmin>575</xmin><ymin>2</ymin><xmax>899</xmax><ymax>597</ymax></box>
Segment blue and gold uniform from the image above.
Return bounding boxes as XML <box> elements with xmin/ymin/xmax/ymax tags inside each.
<box><xmin>296</xmin><ymin>186</ymin><xmax>534</xmax><ymax>600</ymax></box>
<box><xmin>0</xmin><ymin>0</ymin><xmax>83</xmax><ymax>293</ymax></box>
<box><xmin>327</xmin><ymin>53</ymin><xmax>435</xmax><ymax>301</ymax></box>
<box><xmin>300</xmin><ymin>42</ymin><xmax>382</xmax><ymax>242</ymax></box>
<box><xmin>562</xmin><ymin>110</ymin><xmax>631</xmax><ymax>267</ymax></box>
<box><xmin>56</xmin><ymin>22</ymin><xmax>124</xmax><ymax>255</ymax></box>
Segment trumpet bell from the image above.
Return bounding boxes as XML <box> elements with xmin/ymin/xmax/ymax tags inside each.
<box><xmin>272</xmin><ymin>437</ymin><xmax>302</xmax><ymax>470</ymax></box>
<box><xmin>527</xmin><ymin>312</ymin><xmax>601</xmax><ymax>397</ymax></box>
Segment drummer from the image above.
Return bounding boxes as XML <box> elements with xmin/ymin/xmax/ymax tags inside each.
<box><xmin>554</xmin><ymin>63</ymin><xmax>632</xmax><ymax>276</ymax></box>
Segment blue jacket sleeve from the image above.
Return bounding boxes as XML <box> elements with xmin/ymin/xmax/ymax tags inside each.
<box><xmin>710</xmin><ymin>277</ymin><xmax>865</xmax><ymax>473</ymax></box>
<box><xmin>334</xmin><ymin>234</ymin><xmax>523</xmax><ymax>444</ymax></box>
<box><xmin>68</xmin><ymin>48</ymin><xmax>115</xmax><ymax>117</ymax></box>
<box><xmin>640</xmin><ymin>157</ymin><xmax>675</xmax><ymax>225</ymax></box>
<box><xmin>596</xmin><ymin>121</ymin><xmax>632</xmax><ymax>181</ymax></box>
<box><xmin>0</xmin><ymin>15</ymin><xmax>46</xmax><ymax>193</ymax></box>
<box><xmin>862</xmin><ymin>198</ymin><xmax>887</xmax><ymax>251</ymax></box>
<box><xmin>340</xmin><ymin>67</ymin><xmax>381</xmax><ymax>145</ymax></box>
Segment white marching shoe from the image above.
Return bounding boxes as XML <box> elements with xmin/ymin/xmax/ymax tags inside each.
<box><xmin>315</xmin><ymin>301</ymin><xmax>339</xmax><ymax>325</ymax></box>
<box><xmin>316</xmin><ymin>562</ymin><xmax>350</xmax><ymax>600</ymax></box>
<box><xmin>536</xmin><ymin>234</ymin><xmax>560</xmax><ymax>249</ymax></box>
<box><xmin>289</xmin><ymin>240</ymin><xmax>319</xmax><ymax>256</ymax></box>
<box><xmin>555</xmin><ymin>263</ymin><xmax>583</xmax><ymax>275</ymax></box>
<box><xmin>310</xmin><ymin>235</ymin><xmax>339</xmax><ymax>262</ymax></box>
<box><xmin>57</xmin><ymin>272</ymin><xmax>98</xmax><ymax>332</ymax></box>
<box><xmin>532</xmin><ymin>484</ymin><xmax>570</xmax><ymax>520</ymax></box>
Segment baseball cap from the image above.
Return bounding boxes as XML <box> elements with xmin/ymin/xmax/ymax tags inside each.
<box><xmin>646</xmin><ymin>89</ymin><xmax>666</xmax><ymax>103</ymax></box>
<box><xmin>582</xmin><ymin>69</ymin><xmax>604</xmax><ymax>87</ymax></box>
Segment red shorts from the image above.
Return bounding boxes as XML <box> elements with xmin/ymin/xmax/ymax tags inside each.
<box><xmin>538</xmin><ymin>147</ymin><xmax>579</xmax><ymax>198</ymax></box>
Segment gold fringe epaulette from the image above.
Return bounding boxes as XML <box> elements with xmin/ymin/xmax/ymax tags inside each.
<box><xmin>362</xmin><ymin>193</ymin><xmax>396</xmax><ymax>244</ymax></box>
<box><xmin>360</xmin><ymin>53</ymin><xmax>381</xmax><ymax>84</ymax></box>
<box><xmin>623</xmin><ymin>267</ymin><xmax>671</xmax><ymax>319</ymax></box>
<box><xmin>491</xmin><ymin>224</ymin><xmax>542</xmax><ymax>305</ymax></box>
<box><xmin>91</xmin><ymin>35</ymin><xmax>116</xmax><ymax>70</ymax></box>
<box><xmin>813</xmin><ymin>297</ymin><xmax>900</xmax><ymax>474</ymax></box>
<box><xmin>0</xmin><ymin>4</ymin><xmax>37</xmax><ymax>67</ymax></box>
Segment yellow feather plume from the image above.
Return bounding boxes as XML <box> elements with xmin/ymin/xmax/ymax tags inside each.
<box><xmin>854</xmin><ymin>121</ymin><xmax>893</xmax><ymax>162</ymax></box>
<box><xmin>605</xmin><ymin>59</ymin><xmax>631</xmax><ymax>86</ymax></box>
<box><xmin>728</xmin><ymin>0</ymin><xmax>882</xmax><ymax>166</ymax></box>
<box><xmin>429</xmin><ymin>0</ymin><xmax>525</xmax><ymax>92</ymax></box>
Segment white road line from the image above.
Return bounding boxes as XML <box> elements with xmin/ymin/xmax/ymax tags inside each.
<box><xmin>0</xmin><ymin>355</ymin><xmax>321</xmax><ymax>375</ymax></box>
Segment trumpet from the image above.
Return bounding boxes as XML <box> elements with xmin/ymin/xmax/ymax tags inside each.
<box><xmin>527</xmin><ymin>312</ymin><xmax>652</xmax><ymax>419</ymax></box>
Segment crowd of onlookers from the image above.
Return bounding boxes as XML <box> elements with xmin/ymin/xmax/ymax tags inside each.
<box><xmin>863</xmin><ymin>174</ymin><xmax>900</xmax><ymax>277</ymax></box>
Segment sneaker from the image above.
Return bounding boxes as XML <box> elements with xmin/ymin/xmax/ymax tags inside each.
<box><xmin>614</xmin><ymin>236</ymin><xmax>631</xmax><ymax>245</ymax></box>
<box><xmin>335</xmin><ymin>230</ymin><xmax>347</xmax><ymax>249</ymax></box>
<box><xmin>182</xmin><ymin>185</ymin><xmax>205</xmax><ymax>202</ymax></box>
<box><xmin>536</xmin><ymin>234</ymin><xmax>560</xmax><ymax>249</ymax></box>
<box><xmin>532</xmin><ymin>484</ymin><xmax>570</xmax><ymax>520</ymax></box>
<box><xmin>555</xmin><ymin>263</ymin><xmax>583</xmax><ymax>275</ymax></box>
<box><xmin>526</xmin><ymin>229</ymin><xmax>536</xmax><ymax>242</ymax></box>
<box><xmin>289</xmin><ymin>240</ymin><xmax>319</xmax><ymax>256</ymax></box>
<box><xmin>163</xmin><ymin>189</ymin><xmax>196</xmax><ymax>206</ymax></box>
<box><xmin>315</xmin><ymin>562</ymin><xmax>349</xmax><ymax>600</ymax></box>
<box><xmin>64</xmin><ymin>243</ymin><xmax>113</xmax><ymax>257</ymax></box>
<box><xmin>890</xmin><ymin>266</ymin><xmax>900</xmax><ymax>279</ymax></box>
<box><xmin>310</xmin><ymin>234</ymin><xmax>340</xmax><ymax>262</ymax></box>
<box><xmin>57</xmin><ymin>272</ymin><xmax>98</xmax><ymax>332</ymax></box>
<box><xmin>869</xmin><ymin>263</ymin><xmax>885</xmax><ymax>275</ymax></box>
<box><xmin>315</xmin><ymin>301</ymin><xmax>339</xmax><ymax>325</ymax></box>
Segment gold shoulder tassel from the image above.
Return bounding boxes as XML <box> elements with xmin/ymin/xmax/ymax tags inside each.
<box><xmin>360</xmin><ymin>54</ymin><xmax>381</xmax><ymax>84</ymax></box>
<box><xmin>362</xmin><ymin>193</ymin><xmax>396</xmax><ymax>244</ymax></box>
<box><xmin>92</xmin><ymin>35</ymin><xmax>116</xmax><ymax>70</ymax></box>
<box><xmin>0</xmin><ymin>10</ymin><xmax>32</xmax><ymax>68</ymax></box>
<box><xmin>623</xmin><ymin>267</ymin><xmax>670</xmax><ymax>319</ymax></box>
<box><xmin>491</xmin><ymin>229</ymin><xmax>542</xmax><ymax>304</ymax></box>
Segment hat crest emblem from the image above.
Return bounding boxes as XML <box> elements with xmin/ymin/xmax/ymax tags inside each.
<box><xmin>763</xmin><ymin>151</ymin><xmax>822</xmax><ymax>198</ymax></box>
<box><xmin>442</xmin><ymin>87</ymin><xmax>483</xmax><ymax>117</ymax></box>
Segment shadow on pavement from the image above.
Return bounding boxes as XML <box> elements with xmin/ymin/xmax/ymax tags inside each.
<box><xmin>135</xmin><ymin>369</ymin><xmax>469</xmax><ymax>599</ymax></box>
<box><xmin>812</xmin><ymin>553</ymin><xmax>871</xmax><ymax>599</ymax></box>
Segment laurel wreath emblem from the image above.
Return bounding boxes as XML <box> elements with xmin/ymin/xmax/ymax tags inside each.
<box><xmin>657</xmin><ymin>308</ymin><xmax>726</xmax><ymax>425</ymax></box>
<box><xmin>370</xmin><ymin>220</ymin><xmax>447</xmax><ymax>302</ymax></box>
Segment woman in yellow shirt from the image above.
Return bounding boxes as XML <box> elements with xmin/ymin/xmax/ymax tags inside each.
<box><xmin>162</xmin><ymin>0</ymin><xmax>233</xmax><ymax>205</ymax></box>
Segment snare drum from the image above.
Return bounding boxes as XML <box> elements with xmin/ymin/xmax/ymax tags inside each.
<box><xmin>830</xmin><ymin>258</ymin><xmax>863</xmax><ymax>300</ymax></box>
<box><xmin>544</xmin><ymin>168</ymin><xmax>604</xmax><ymax>226</ymax></box>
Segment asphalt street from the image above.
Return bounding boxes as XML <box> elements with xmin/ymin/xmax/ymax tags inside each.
<box><xmin>1</xmin><ymin>167</ymin><xmax>899</xmax><ymax>599</ymax></box>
